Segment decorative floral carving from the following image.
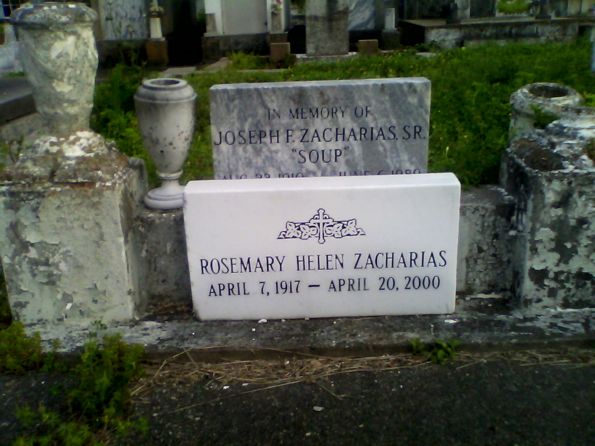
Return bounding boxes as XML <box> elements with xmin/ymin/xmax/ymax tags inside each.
<box><xmin>278</xmin><ymin>208</ymin><xmax>366</xmax><ymax>244</ymax></box>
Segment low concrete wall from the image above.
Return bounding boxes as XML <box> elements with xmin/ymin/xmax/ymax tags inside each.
<box><xmin>138</xmin><ymin>185</ymin><xmax>517</xmax><ymax>319</ymax></box>
<box><xmin>457</xmin><ymin>186</ymin><xmax>514</xmax><ymax>295</ymax></box>
<box><xmin>136</xmin><ymin>207</ymin><xmax>192</xmax><ymax>315</ymax></box>
<box><xmin>400</xmin><ymin>17</ymin><xmax>584</xmax><ymax>48</ymax></box>
<box><xmin>202</xmin><ymin>33</ymin><xmax>269</xmax><ymax>62</ymax></box>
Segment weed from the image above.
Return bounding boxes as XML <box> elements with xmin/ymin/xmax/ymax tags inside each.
<box><xmin>0</xmin><ymin>141</ymin><xmax>11</xmax><ymax>172</ymax></box>
<box><xmin>409</xmin><ymin>338</ymin><xmax>461</xmax><ymax>364</ymax></box>
<box><xmin>531</xmin><ymin>105</ymin><xmax>559</xmax><ymax>129</ymax></box>
<box><xmin>67</xmin><ymin>334</ymin><xmax>144</xmax><ymax>423</ymax></box>
<box><xmin>15</xmin><ymin>405</ymin><xmax>94</xmax><ymax>446</ymax></box>
<box><xmin>585</xmin><ymin>139</ymin><xmax>595</xmax><ymax>162</ymax></box>
<box><xmin>229</xmin><ymin>52</ymin><xmax>269</xmax><ymax>70</ymax></box>
<box><xmin>90</xmin><ymin>64</ymin><xmax>158</xmax><ymax>186</ymax></box>
<box><xmin>0</xmin><ymin>322</ymin><xmax>43</xmax><ymax>374</ymax></box>
<box><xmin>409</xmin><ymin>337</ymin><xmax>427</xmax><ymax>356</ymax></box>
<box><xmin>3</xmin><ymin>71</ymin><xmax>26</xmax><ymax>78</ymax></box>
<box><xmin>414</xmin><ymin>41</ymin><xmax>441</xmax><ymax>53</ymax></box>
<box><xmin>497</xmin><ymin>0</ymin><xmax>531</xmax><ymax>14</ymax></box>
<box><xmin>13</xmin><ymin>334</ymin><xmax>148</xmax><ymax>445</ymax></box>
<box><xmin>583</xmin><ymin>93</ymin><xmax>595</xmax><ymax>108</ymax></box>
<box><xmin>428</xmin><ymin>339</ymin><xmax>461</xmax><ymax>364</ymax></box>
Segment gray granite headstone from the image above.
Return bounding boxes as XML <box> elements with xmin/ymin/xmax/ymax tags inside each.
<box><xmin>210</xmin><ymin>78</ymin><xmax>431</xmax><ymax>179</ymax></box>
<box><xmin>306</xmin><ymin>0</ymin><xmax>349</xmax><ymax>56</ymax></box>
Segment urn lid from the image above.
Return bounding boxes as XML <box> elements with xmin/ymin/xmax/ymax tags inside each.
<box><xmin>135</xmin><ymin>78</ymin><xmax>197</xmax><ymax>104</ymax></box>
<box><xmin>12</xmin><ymin>2</ymin><xmax>97</xmax><ymax>29</ymax></box>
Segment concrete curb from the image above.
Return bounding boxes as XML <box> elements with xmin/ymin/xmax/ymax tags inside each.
<box><xmin>35</xmin><ymin>297</ymin><xmax>593</xmax><ymax>355</ymax></box>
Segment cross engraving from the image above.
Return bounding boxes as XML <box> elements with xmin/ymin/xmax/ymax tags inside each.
<box><xmin>278</xmin><ymin>208</ymin><xmax>365</xmax><ymax>244</ymax></box>
<box><xmin>310</xmin><ymin>208</ymin><xmax>334</xmax><ymax>244</ymax></box>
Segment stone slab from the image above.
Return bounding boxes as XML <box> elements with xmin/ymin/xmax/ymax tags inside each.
<box><xmin>358</xmin><ymin>39</ymin><xmax>379</xmax><ymax>55</ymax></box>
<box><xmin>210</xmin><ymin>78</ymin><xmax>431</xmax><ymax>179</ymax></box>
<box><xmin>270</xmin><ymin>42</ymin><xmax>291</xmax><ymax>64</ymax></box>
<box><xmin>146</xmin><ymin>39</ymin><xmax>169</xmax><ymax>66</ymax></box>
<box><xmin>184</xmin><ymin>173</ymin><xmax>460</xmax><ymax>320</ymax></box>
<box><xmin>381</xmin><ymin>30</ymin><xmax>401</xmax><ymax>50</ymax></box>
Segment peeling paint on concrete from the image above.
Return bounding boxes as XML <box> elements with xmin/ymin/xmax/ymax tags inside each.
<box><xmin>135</xmin><ymin>208</ymin><xmax>192</xmax><ymax>315</ymax></box>
<box><xmin>0</xmin><ymin>133</ymin><xmax>147</xmax><ymax>327</ymax></box>
<box><xmin>456</xmin><ymin>186</ymin><xmax>514</xmax><ymax>295</ymax></box>
<box><xmin>28</xmin><ymin>297</ymin><xmax>594</xmax><ymax>354</ymax></box>
<box><xmin>502</xmin><ymin>107</ymin><xmax>595</xmax><ymax>310</ymax></box>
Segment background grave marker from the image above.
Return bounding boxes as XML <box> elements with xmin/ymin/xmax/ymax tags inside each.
<box><xmin>210</xmin><ymin>78</ymin><xmax>431</xmax><ymax>179</ymax></box>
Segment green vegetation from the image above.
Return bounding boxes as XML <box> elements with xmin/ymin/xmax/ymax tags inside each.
<box><xmin>89</xmin><ymin>38</ymin><xmax>594</xmax><ymax>187</ymax></box>
<box><xmin>0</xmin><ymin>142</ymin><xmax>10</xmax><ymax>173</ymax></box>
<box><xmin>0</xmin><ymin>322</ymin><xmax>43</xmax><ymax>374</ymax></box>
<box><xmin>229</xmin><ymin>51</ymin><xmax>296</xmax><ymax>69</ymax></box>
<box><xmin>1</xmin><ymin>323</ymin><xmax>146</xmax><ymax>445</ymax></box>
<box><xmin>585</xmin><ymin>139</ymin><xmax>595</xmax><ymax>162</ymax></box>
<box><xmin>583</xmin><ymin>93</ymin><xmax>595</xmax><ymax>108</ymax></box>
<box><xmin>410</xmin><ymin>338</ymin><xmax>461</xmax><ymax>364</ymax></box>
<box><xmin>531</xmin><ymin>105</ymin><xmax>559</xmax><ymax>129</ymax></box>
<box><xmin>228</xmin><ymin>52</ymin><xmax>270</xmax><ymax>70</ymax></box>
<box><xmin>497</xmin><ymin>0</ymin><xmax>531</xmax><ymax>14</ymax></box>
<box><xmin>90</xmin><ymin>64</ymin><xmax>158</xmax><ymax>185</ymax></box>
<box><xmin>3</xmin><ymin>71</ymin><xmax>26</xmax><ymax>78</ymax></box>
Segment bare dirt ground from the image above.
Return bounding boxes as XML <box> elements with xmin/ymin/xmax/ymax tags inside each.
<box><xmin>130</xmin><ymin>346</ymin><xmax>594</xmax><ymax>445</ymax></box>
<box><xmin>2</xmin><ymin>346</ymin><xmax>593</xmax><ymax>445</ymax></box>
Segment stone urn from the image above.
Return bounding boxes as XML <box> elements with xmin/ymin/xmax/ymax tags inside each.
<box><xmin>12</xmin><ymin>2</ymin><xmax>98</xmax><ymax>137</ymax></box>
<box><xmin>509</xmin><ymin>82</ymin><xmax>583</xmax><ymax>139</ymax></box>
<box><xmin>134</xmin><ymin>78</ymin><xmax>196</xmax><ymax>210</ymax></box>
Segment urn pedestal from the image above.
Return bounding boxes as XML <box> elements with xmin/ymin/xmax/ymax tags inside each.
<box><xmin>2</xmin><ymin>3</ymin><xmax>147</xmax><ymax>329</ymax></box>
<box><xmin>134</xmin><ymin>78</ymin><xmax>197</xmax><ymax>210</ymax></box>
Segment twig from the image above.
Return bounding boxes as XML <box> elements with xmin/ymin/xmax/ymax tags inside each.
<box><xmin>171</xmin><ymin>380</ymin><xmax>305</xmax><ymax>413</ymax></box>
<box><xmin>316</xmin><ymin>381</ymin><xmax>346</xmax><ymax>400</ymax></box>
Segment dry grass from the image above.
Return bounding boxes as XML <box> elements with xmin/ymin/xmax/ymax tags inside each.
<box><xmin>131</xmin><ymin>347</ymin><xmax>593</xmax><ymax>400</ymax></box>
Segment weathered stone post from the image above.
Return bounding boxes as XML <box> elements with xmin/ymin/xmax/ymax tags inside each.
<box><xmin>446</xmin><ymin>2</ymin><xmax>460</xmax><ymax>24</ymax></box>
<box><xmin>146</xmin><ymin>0</ymin><xmax>168</xmax><ymax>66</ymax></box>
<box><xmin>536</xmin><ymin>0</ymin><xmax>551</xmax><ymax>19</ymax></box>
<box><xmin>306</xmin><ymin>0</ymin><xmax>349</xmax><ymax>56</ymax></box>
<box><xmin>502</xmin><ymin>85</ymin><xmax>594</xmax><ymax>310</ymax></box>
<box><xmin>455</xmin><ymin>0</ymin><xmax>470</xmax><ymax>20</ymax></box>
<box><xmin>381</xmin><ymin>7</ymin><xmax>400</xmax><ymax>50</ymax></box>
<box><xmin>0</xmin><ymin>3</ymin><xmax>147</xmax><ymax>329</ymax></box>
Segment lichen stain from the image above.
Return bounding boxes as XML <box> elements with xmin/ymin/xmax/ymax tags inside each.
<box><xmin>514</xmin><ymin>138</ymin><xmax>564</xmax><ymax>171</ymax></box>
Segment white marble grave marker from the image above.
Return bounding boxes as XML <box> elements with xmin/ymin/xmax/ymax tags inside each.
<box><xmin>210</xmin><ymin>78</ymin><xmax>431</xmax><ymax>179</ymax></box>
<box><xmin>184</xmin><ymin>173</ymin><xmax>460</xmax><ymax>320</ymax></box>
